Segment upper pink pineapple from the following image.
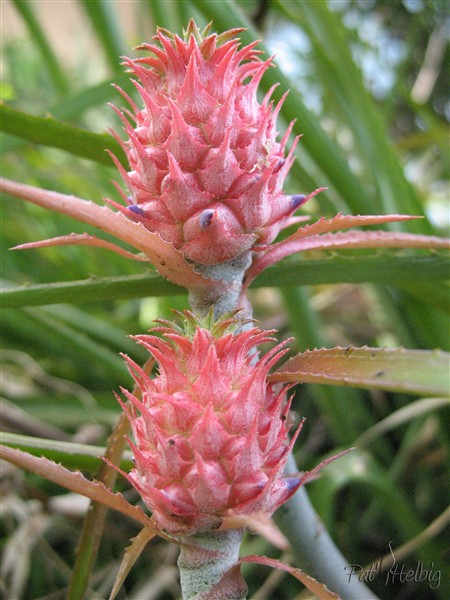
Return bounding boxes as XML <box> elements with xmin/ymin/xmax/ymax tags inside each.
<box><xmin>4</xmin><ymin>20</ymin><xmax>445</xmax><ymax>295</ymax></box>
<box><xmin>117</xmin><ymin>313</ymin><xmax>305</xmax><ymax>535</ymax></box>
<box><xmin>110</xmin><ymin>20</ymin><xmax>307</xmax><ymax>265</ymax></box>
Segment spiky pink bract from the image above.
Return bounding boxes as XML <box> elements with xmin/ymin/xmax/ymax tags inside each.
<box><xmin>119</xmin><ymin>312</ymin><xmax>303</xmax><ymax>535</ymax></box>
<box><xmin>112</xmin><ymin>20</ymin><xmax>305</xmax><ymax>266</ymax></box>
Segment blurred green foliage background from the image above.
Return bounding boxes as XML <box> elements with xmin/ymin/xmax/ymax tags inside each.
<box><xmin>1</xmin><ymin>1</ymin><xmax>449</xmax><ymax>599</ymax></box>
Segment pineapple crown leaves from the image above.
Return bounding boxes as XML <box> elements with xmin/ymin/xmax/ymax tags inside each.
<box><xmin>158</xmin><ymin>19</ymin><xmax>245</xmax><ymax>48</ymax></box>
<box><xmin>151</xmin><ymin>308</ymin><xmax>247</xmax><ymax>341</ymax></box>
<box><xmin>125</xmin><ymin>311</ymin><xmax>290</xmax><ymax>390</ymax></box>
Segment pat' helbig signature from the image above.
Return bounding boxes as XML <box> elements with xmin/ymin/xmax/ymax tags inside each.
<box><xmin>345</xmin><ymin>542</ymin><xmax>441</xmax><ymax>590</ymax></box>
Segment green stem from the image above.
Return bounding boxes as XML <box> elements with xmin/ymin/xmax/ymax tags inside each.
<box><xmin>278</xmin><ymin>454</ymin><xmax>379</xmax><ymax>600</ymax></box>
<box><xmin>0</xmin><ymin>104</ymin><xmax>125</xmax><ymax>166</ymax></box>
<box><xmin>188</xmin><ymin>252</ymin><xmax>252</xmax><ymax>318</ymax></box>
<box><xmin>178</xmin><ymin>530</ymin><xmax>247</xmax><ymax>600</ymax></box>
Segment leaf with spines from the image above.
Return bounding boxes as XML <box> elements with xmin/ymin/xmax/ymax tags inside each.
<box><xmin>0</xmin><ymin>445</ymin><xmax>155</xmax><ymax>528</ymax></box>
<box><xmin>271</xmin><ymin>347</ymin><xmax>450</xmax><ymax>396</ymax></box>
<box><xmin>108</xmin><ymin>527</ymin><xmax>157</xmax><ymax>600</ymax></box>
<box><xmin>239</xmin><ymin>556</ymin><xmax>341</xmax><ymax>600</ymax></box>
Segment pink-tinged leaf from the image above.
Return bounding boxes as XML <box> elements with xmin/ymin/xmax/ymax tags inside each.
<box><xmin>239</xmin><ymin>555</ymin><xmax>341</xmax><ymax>599</ymax></box>
<box><xmin>0</xmin><ymin>177</ymin><xmax>211</xmax><ymax>290</ymax></box>
<box><xmin>109</xmin><ymin>527</ymin><xmax>157</xmax><ymax>600</ymax></box>
<box><xmin>0</xmin><ymin>445</ymin><xmax>154</xmax><ymax>528</ymax></box>
<box><xmin>246</xmin><ymin>227</ymin><xmax>450</xmax><ymax>287</ymax></box>
<box><xmin>305</xmin><ymin>447</ymin><xmax>354</xmax><ymax>482</ymax></box>
<box><xmin>220</xmin><ymin>512</ymin><xmax>289</xmax><ymax>550</ymax></box>
<box><xmin>12</xmin><ymin>233</ymin><xmax>150</xmax><ymax>262</ymax></box>
<box><xmin>270</xmin><ymin>347</ymin><xmax>450</xmax><ymax>396</ymax></box>
<box><xmin>297</xmin><ymin>230</ymin><xmax>450</xmax><ymax>252</ymax></box>
<box><xmin>281</xmin><ymin>213</ymin><xmax>420</xmax><ymax>242</ymax></box>
<box><xmin>282</xmin><ymin>214</ymin><xmax>312</xmax><ymax>228</ymax></box>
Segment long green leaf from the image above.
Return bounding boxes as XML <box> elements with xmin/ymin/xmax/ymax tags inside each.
<box><xmin>0</xmin><ymin>104</ymin><xmax>125</xmax><ymax>165</ymax></box>
<box><xmin>355</xmin><ymin>397</ymin><xmax>450</xmax><ymax>447</ymax></box>
<box><xmin>22</xmin><ymin>307</ymin><xmax>127</xmax><ymax>379</ymax></box>
<box><xmin>2</xmin><ymin>253</ymin><xmax>448</xmax><ymax>309</ymax></box>
<box><xmin>272</xmin><ymin>347</ymin><xmax>450</xmax><ymax>396</ymax></box>
<box><xmin>0</xmin><ymin>432</ymin><xmax>133</xmax><ymax>471</ymax></box>
<box><xmin>39</xmin><ymin>304</ymin><xmax>148</xmax><ymax>362</ymax></box>
<box><xmin>0</xmin><ymin>272</ymin><xmax>181</xmax><ymax>308</ymax></box>
<box><xmin>1</xmin><ymin>73</ymin><xmax>134</xmax><ymax>158</ymax></box>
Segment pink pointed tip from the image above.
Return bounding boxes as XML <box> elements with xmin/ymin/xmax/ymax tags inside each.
<box><xmin>306</xmin><ymin>187</ymin><xmax>327</xmax><ymax>201</ymax></box>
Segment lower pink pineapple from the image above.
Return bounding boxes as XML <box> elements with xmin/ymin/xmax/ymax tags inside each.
<box><xmin>116</xmin><ymin>312</ymin><xmax>323</xmax><ymax>598</ymax></box>
<box><xmin>118</xmin><ymin>312</ymin><xmax>306</xmax><ymax>536</ymax></box>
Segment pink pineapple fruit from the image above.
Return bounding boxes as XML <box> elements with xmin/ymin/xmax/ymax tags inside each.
<box><xmin>117</xmin><ymin>313</ymin><xmax>307</xmax><ymax>535</ymax></box>
<box><xmin>4</xmin><ymin>21</ymin><xmax>443</xmax><ymax>304</ymax></box>
<box><xmin>110</xmin><ymin>20</ymin><xmax>312</xmax><ymax>267</ymax></box>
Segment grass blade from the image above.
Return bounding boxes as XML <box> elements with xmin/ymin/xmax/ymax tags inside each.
<box><xmin>11</xmin><ymin>0</ymin><xmax>69</xmax><ymax>95</ymax></box>
<box><xmin>79</xmin><ymin>0</ymin><xmax>127</xmax><ymax>71</ymax></box>
<box><xmin>2</xmin><ymin>253</ymin><xmax>449</xmax><ymax>308</ymax></box>
<box><xmin>0</xmin><ymin>104</ymin><xmax>124</xmax><ymax>165</ymax></box>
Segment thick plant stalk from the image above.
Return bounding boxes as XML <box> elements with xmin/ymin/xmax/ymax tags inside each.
<box><xmin>276</xmin><ymin>453</ymin><xmax>379</xmax><ymax>600</ymax></box>
<box><xmin>187</xmin><ymin>252</ymin><xmax>252</xmax><ymax>318</ymax></box>
<box><xmin>178</xmin><ymin>530</ymin><xmax>247</xmax><ymax>600</ymax></box>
